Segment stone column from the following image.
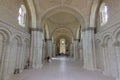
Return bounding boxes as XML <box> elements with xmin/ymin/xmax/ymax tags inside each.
<box><xmin>114</xmin><ymin>42</ymin><xmax>120</xmax><ymax>80</ymax></box>
<box><xmin>30</xmin><ymin>30</ymin><xmax>34</xmax><ymax>67</ymax></box>
<box><xmin>82</xmin><ymin>27</ymin><xmax>96</xmax><ymax>70</ymax></box>
<box><xmin>31</xmin><ymin>28</ymin><xmax>43</xmax><ymax>69</ymax></box>
<box><xmin>42</xmin><ymin>41</ymin><xmax>46</xmax><ymax>61</ymax></box>
<box><xmin>46</xmin><ymin>39</ymin><xmax>52</xmax><ymax>58</ymax></box>
<box><xmin>73</xmin><ymin>39</ymin><xmax>80</xmax><ymax>60</ymax></box>
<box><xmin>36</xmin><ymin>30</ymin><xmax>43</xmax><ymax>68</ymax></box>
<box><xmin>70</xmin><ymin>43</ymin><xmax>73</xmax><ymax>57</ymax></box>
<box><xmin>52</xmin><ymin>43</ymin><xmax>56</xmax><ymax>57</ymax></box>
<box><xmin>53</xmin><ymin>43</ymin><xmax>56</xmax><ymax>57</ymax></box>
<box><xmin>80</xmin><ymin>41</ymin><xmax>83</xmax><ymax>65</ymax></box>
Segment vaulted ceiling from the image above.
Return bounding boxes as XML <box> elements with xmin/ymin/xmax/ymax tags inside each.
<box><xmin>32</xmin><ymin>0</ymin><xmax>94</xmax><ymax>43</ymax></box>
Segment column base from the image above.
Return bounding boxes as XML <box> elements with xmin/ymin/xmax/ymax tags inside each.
<box><xmin>83</xmin><ymin>64</ymin><xmax>95</xmax><ymax>71</ymax></box>
<box><xmin>32</xmin><ymin>63</ymin><xmax>43</xmax><ymax>69</ymax></box>
<box><xmin>14</xmin><ymin>68</ymin><xmax>20</xmax><ymax>74</ymax></box>
<box><xmin>19</xmin><ymin>69</ymin><xmax>23</xmax><ymax>73</ymax></box>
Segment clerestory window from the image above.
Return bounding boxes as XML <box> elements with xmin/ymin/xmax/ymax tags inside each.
<box><xmin>18</xmin><ymin>5</ymin><xmax>26</xmax><ymax>27</ymax></box>
<box><xmin>100</xmin><ymin>3</ymin><xmax>108</xmax><ymax>26</ymax></box>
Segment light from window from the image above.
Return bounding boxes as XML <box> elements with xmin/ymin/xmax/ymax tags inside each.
<box><xmin>100</xmin><ymin>3</ymin><xmax>108</xmax><ymax>26</ymax></box>
<box><xmin>60</xmin><ymin>39</ymin><xmax>66</xmax><ymax>54</ymax></box>
<box><xmin>62</xmin><ymin>41</ymin><xmax>64</xmax><ymax>44</ymax></box>
<box><xmin>18</xmin><ymin>5</ymin><xmax>26</xmax><ymax>27</ymax></box>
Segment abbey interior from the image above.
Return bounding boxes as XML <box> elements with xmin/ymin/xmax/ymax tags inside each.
<box><xmin>0</xmin><ymin>0</ymin><xmax>120</xmax><ymax>80</ymax></box>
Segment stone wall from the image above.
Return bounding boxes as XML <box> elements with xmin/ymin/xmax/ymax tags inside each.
<box><xmin>0</xmin><ymin>21</ymin><xmax>30</xmax><ymax>80</ymax></box>
<box><xmin>0</xmin><ymin>1</ymin><xmax>31</xmax><ymax>80</ymax></box>
<box><xmin>95</xmin><ymin>0</ymin><xmax>120</xmax><ymax>80</ymax></box>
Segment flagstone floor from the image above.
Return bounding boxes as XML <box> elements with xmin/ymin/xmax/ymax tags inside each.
<box><xmin>12</xmin><ymin>57</ymin><xmax>114</xmax><ymax>80</ymax></box>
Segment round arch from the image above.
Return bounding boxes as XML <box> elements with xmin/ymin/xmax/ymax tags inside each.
<box><xmin>90</xmin><ymin>0</ymin><xmax>100</xmax><ymax>27</ymax></box>
<box><xmin>0</xmin><ymin>29</ymin><xmax>11</xmax><ymax>41</ymax></box>
<box><xmin>27</xmin><ymin>0</ymin><xmax>36</xmax><ymax>28</ymax></box>
<box><xmin>76</xmin><ymin>26</ymin><xmax>81</xmax><ymax>39</ymax></box>
<box><xmin>113</xmin><ymin>28</ymin><xmax>120</xmax><ymax>44</ymax></box>
<box><xmin>13</xmin><ymin>35</ymin><xmax>23</xmax><ymax>47</ymax></box>
<box><xmin>20</xmin><ymin>4</ymin><xmax>26</xmax><ymax>13</ymax></box>
<box><xmin>53</xmin><ymin>33</ymin><xmax>72</xmax><ymax>42</ymax></box>
<box><xmin>102</xmin><ymin>33</ymin><xmax>113</xmax><ymax>46</ymax></box>
<box><xmin>51</xmin><ymin>27</ymin><xmax>73</xmax><ymax>38</ymax></box>
<box><xmin>40</xmin><ymin>5</ymin><xmax>86</xmax><ymax>29</ymax></box>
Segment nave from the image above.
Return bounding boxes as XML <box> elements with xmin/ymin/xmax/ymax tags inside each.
<box><xmin>12</xmin><ymin>57</ymin><xmax>114</xmax><ymax>80</ymax></box>
<box><xmin>0</xmin><ymin>0</ymin><xmax>120</xmax><ymax>80</ymax></box>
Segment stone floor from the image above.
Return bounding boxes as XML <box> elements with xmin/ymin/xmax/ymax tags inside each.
<box><xmin>12</xmin><ymin>57</ymin><xmax>114</xmax><ymax>80</ymax></box>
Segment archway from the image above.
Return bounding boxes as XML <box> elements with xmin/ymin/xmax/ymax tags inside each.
<box><xmin>52</xmin><ymin>28</ymin><xmax>73</xmax><ymax>57</ymax></box>
<box><xmin>40</xmin><ymin>6</ymin><xmax>85</xmax><ymax>62</ymax></box>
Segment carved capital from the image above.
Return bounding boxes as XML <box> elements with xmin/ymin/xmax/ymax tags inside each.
<box><xmin>82</xmin><ymin>27</ymin><xmax>94</xmax><ymax>32</ymax></box>
<box><xmin>45</xmin><ymin>39</ymin><xmax>52</xmax><ymax>42</ymax></box>
<box><xmin>31</xmin><ymin>28</ymin><xmax>43</xmax><ymax>32</ymax></box>
<box><xmin>74</xmin><ymin>39</ymin><xmax>80</xmax><ymax>42</ymax></box>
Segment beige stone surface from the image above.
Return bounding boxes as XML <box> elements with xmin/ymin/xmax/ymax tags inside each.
<box><xmin>12</xmin><ymin>57</ymin><xmax>114</xmax><ymax>80</ymax></box>
<box><xmin>0</xmin><ymin>0</ymin><xmax>120</xmax><ymax>80</ymax></box>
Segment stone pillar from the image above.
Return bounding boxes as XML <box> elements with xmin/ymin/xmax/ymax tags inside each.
<box><xmin>52</xmin><ymin>43</ymin><xmax>56</xmax><ymax>57</ymax></box>
<box><xmin>30</xmin><ymin>30</ymin><xmax>34</xmax><ymax>67</ymax></box>
<box><xmin>80</xmin><ymin>41</ymin><xmax>83</xmax><ymax>65</ymax></box>
<box><xmin>114</xmin><ymin>42</ymin><xmax>120</xmax><ymax>80</ymax></box>
<box><xmin>31</xmin><ymin>28</ymin><xmax>43</xmax><ymax>69</ymax></box>
<box><xmin>82</xmin><ymin>27</ymin><xmax>96</xmax><ymax>70</ymax></box>
<box><xmin>42</xmin><ymin>41</ymin><xmax>46</xmax><ymax>61</ymax></box>
<box><xmin>73</xmin><ymin>39</ymin><xmax>80</xmax><ymax>60</ymax></box>
<box><xmin>70</xmin><ymin>43</ymin><xmax>73</xmax><ymax>57</ymax></box>
<box><xmin>46</xmin><ymin>39</ymin><xmax>52</xmax><ymax>58</ymax></box>
<box><xmin>37</xmin><ymin>30</ymin><xmax>43</xmax><ymax>68</ymax></box>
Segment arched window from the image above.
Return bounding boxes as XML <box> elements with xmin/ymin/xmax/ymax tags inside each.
<box><xmin>60</xmin><ymin>39</ymin><xmax>66</xmax><ymax>54</ymax></box>
<box><xmin>100</xmin><ymin>3</ymin><xmax>108</xmax><ymax>26</ymax></box>
<box><xmin>18</xmin><ymin>5</ymin><xmax>26</xmax><ymax>27</ymax></box>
